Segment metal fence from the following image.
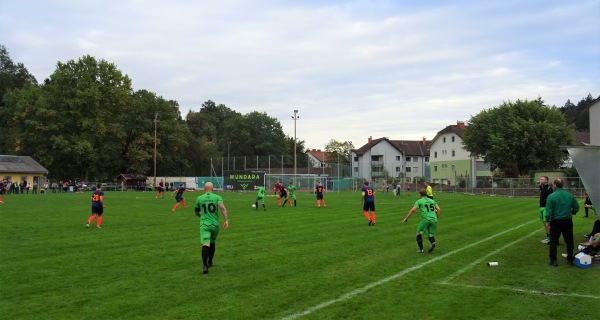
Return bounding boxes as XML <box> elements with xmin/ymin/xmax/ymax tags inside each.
<box><xmin>432</xmin><ymin>177</ymin><xmax>587</xmax><ymax>197</ymax></box>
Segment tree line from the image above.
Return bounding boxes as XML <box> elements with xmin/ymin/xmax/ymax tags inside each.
<box><xmin>0</xmin><ymin>45</ymin><xmax>307</xmax><ymax>181</ymax></box>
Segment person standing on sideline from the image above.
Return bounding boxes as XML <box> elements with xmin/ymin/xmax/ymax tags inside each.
<box><xmin>396</xmin><ymin>183</ymin><xmax>401</xmax><ymax>196</ymax></box>
<box><xmin>255</xmin><ymin>184</ymin><xmax>267</xmax><ymax>211</ymax></box>
<box><xmin>403</xmin><ymin>189</ymin><xmax>442</xmax><ymax>253</ymax></box>
<box><xmin>287</xmin><ymin>181</ymin><xmax>297</xmax><ymax>207</ymax></box>
<box><xmin>172</xmin><ymin>183</ymin><xmax>193</xmax><ymax>211</ymax></box>
<box><xmin>315</xmin><ymin>181</ymin><xmax>326</xmax><ymax>208</ymax></box>
<box><xmin>195</xmin><ymin>182</ymin><xmax>229</xmax><ymax>274</ymax></box>
<box><xmin>546</xmin><ymin>178</ymin><xmax>579</xmax><ymax>266</ymax></box>
<box><xmin>360</xmin><ymin>181</ymin><xmax>376</xmax><ymax>226</ymax></box>
<box><xmin>538</xmin><ymin>176</ymin><xmax>553</xmax><ymax>244</ymax></box>
<box><xmin>86</xmin><ymin>183</ymin><xmax>105</xmax><ymax>229</ymax></box>
<box><xmin>156</xmin><ymin>179</ymin><xmax>165</xmax><ymax>198</ymax></box>
<box><xmin>0</xmin><ymin>179</ymin><xmax>5</xmax><ymax>203</ymax></box>
<box><xmin>424</xmin><ymin>181</ymin><xmax>433</xmax><ymax>199</ymax></box>
<box><xmin>583</xmin><ymin>192</ymin><xmax>594</xmax><ymax>218</ymax></box>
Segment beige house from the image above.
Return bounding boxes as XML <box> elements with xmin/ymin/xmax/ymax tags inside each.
<box><xmin>0</xmin><ymin>155</ymin><xmax>49</xmax><ymax>190</ymax></box>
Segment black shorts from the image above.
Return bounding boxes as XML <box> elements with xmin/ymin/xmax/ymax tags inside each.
<box><xmin>158</xmin><ymin>187</ymin><xmax>164</xmax><ymax>192</ymax></box>
<box><xmin>92</xmin><ymin>204</ymin><xmax>104</xmax><ymax>215</ymax></box>
<box><xmin>316</xmin><ymin>194</ymin><xmax>323</xmax><ymax>200</ymax></box>
<box><xmin>176</xmin><ymin>195</ymin><xmax>183</xmax><ymax>203</ymax></box>
<box><xmin>363</xmin><ymin>202</ymin><xmax>375</xmax><ymax>211</ymax></box>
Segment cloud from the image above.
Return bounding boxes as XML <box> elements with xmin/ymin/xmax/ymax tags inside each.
<box><xmin>1</xmin><ymin>0</ymin><xmax>598</xmax><ymax>150</ymax></box>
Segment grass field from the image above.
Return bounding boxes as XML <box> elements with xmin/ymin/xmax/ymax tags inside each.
<box><xmin>1</xmin><ymin>189</ymin><xmax>598</xmax><ymax>319</ymax></box>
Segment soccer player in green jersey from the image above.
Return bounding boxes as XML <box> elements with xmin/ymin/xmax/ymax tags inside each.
<box><xmin>287</xmin><ymin>182</ymin><xmax>297</xmax><ymax>207</ymax></box>
<box><xmin>255</xmin><ymin>184</ymin><xmax>267</xmax><ymax>211</ymax></box>
<box><xmin>403</xmin><ymin>189</ymin><xmax>441</xmax><ymax>253</ymax></box>
<box><xmin>195</xmin><ymin>182</ymin><xmax>229</xmax><ymax>274</ymax></box>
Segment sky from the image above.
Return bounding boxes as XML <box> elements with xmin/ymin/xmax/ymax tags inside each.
<box><xmin>1</xmin><ymin>0</ymin><xmax>599</xmax><ymax>150</ymax></box>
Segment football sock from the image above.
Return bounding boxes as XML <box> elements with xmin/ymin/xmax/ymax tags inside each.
<box><xmin>278</xmin><ymin>199</ymin><xmax>281</xmax><ymax>205</ymax></box>
<box><xmin>209</xmin><ymin>243</ymin><xmax>216</xmax><ymax>263</ymax></box>
<box><xmin>255</xmin><ymin>202</ymin><xmax>258</xmax><ymax>210</ymax></box>
<box><xmin>294</xmin><ymin>199</ymin><xmax>296</xmax><ymax>207</ymax></box>
<box><xmin>202</xmin><ymin>245</ymin><xmax>209</xmax><ymax>267</ymax></box>
<box><xmin>182</xmin><ymin>200</ymin><xmax>186</xmax><ymax>207</ymax></box>
<box><xmin>429</xmin><ymin>236</ymin><xmax>436</xmax><ymax>244</ymax></box>
<box><xmin>371</xmin><ymin>212</ymin><xmax>376</xmax><ymax>224</ymax></box>
<box><xmin>282</xmin><ymin>200</ymin><xmax>287</xmax><ymax>207</ymax></box>
<box><xmin>173</xmin><ymin>203</ymin><xmax>179</xmax><ymax>210</ymax></box>
<box><xmin>417</xmin><ymin>234</ymin><xmax>423</xmax><ymax>250</ymax></box>
<box><xmin>363</xmin><ymin>211</ymin><xmax>371</xmax><ymax>220</ymax></box>
<box><xmin>87</xmin><ymin>215</ymin><xmax>96</xmax><ymax>223</ymax></box>
<box><xmin>317</xmin><ymin>200</ymin><xmax>321</xmax><ymax>207</ymax></box>
<box><xmin>287</xmin><ymin>199</ymin><xmax>292</xmax><ymax>205</ymax></box>
<box><xmin>97</xmin><ymin>216</ymin><xmax>103</xmax><ymax>227</ymax></box>
<box><xmin>322</xmin><ymin>200</ymin><xmax>326</xmax><ymax>206</ymax></box>
<box><xmin>156</xmin><ymin>193</ymin><xmax>159</xmax><ymax>198</ymax></box>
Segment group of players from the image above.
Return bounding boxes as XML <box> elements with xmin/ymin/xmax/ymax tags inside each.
<box><xmin>254</xmin><ymin>180</ymin><xmax>324</xmax><ymax>211</ymax></box>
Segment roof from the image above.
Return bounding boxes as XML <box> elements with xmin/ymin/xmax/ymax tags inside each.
<box><xmin>353</xmin><ymin>138</ymin><xmax>430</xmax><ymax>156</ymax></box>
<box><xmin>115</xmin><ymin>173</ymin><xmax>147</xmax><ymax>181</ymax></box>
<box><xmin>307</xmin><ymin>149</ymin><xmax>329</xmax><ymax>162</ymax></box>
<box><xmin>0</xmin><ymin>155</ymin><xmax>49</xmax><ymax>174</ymax></box>
<box><xmin>430</xmin><ymin>124</ymin><xmax>466</xmax><ymax>145</ymax></box>
<box><xmin>573</xmin><ymin>131</ymin><xmax>590</xmax><ymax>146</ymax></box>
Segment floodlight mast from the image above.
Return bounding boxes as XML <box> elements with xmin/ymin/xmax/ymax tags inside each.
<box><xmin>292</xmin><ymin>110</ymin><xmax>299</xmax><ymax>185</ymax></box>
<box><xmin>153</xmin><ymin>113</ymin><xmax>158</xmax><ymax>187</ymax></box>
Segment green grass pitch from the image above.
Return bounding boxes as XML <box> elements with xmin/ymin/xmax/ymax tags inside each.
<box><xmin>0</xmin><ymin>190</ymin><xmax>597</xmax><ymax>319</ymax></box>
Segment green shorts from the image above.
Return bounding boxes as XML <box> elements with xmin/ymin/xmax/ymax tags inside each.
<box><xmin>539</xmin><ymin>207</ymin><xmax>548</xmax><ymax>222</ymax></box>
<box><xmin>288</xmin><ymin>193</ymin><xmax>296</xmax><ymax>199</ymax></box>
<box><xmin>200</xmin><ymin>224</ymin><xmax>219</xmax><ymax>245</ymax></box>
<box><xmin>417</xmin><ymin>219</ymin><xmax>437</xmax><ymax>237</ymax></box>
<box><xmin>256</xmin><ymin>196</ymin><xmax>264</xmax><ymax>202</ymax></box>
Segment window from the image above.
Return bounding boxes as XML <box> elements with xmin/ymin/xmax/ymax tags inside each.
<box><xmin>406</xmin><ymin>167</ymin><xmax>412</xmax><ymax>172</ymax></box>
<box><xmin>372</xmin><ymin>166</ymin><xmax>381</xmax><ymax>172</ymax></box>
<box><xmin>354</xmin><ymin>167</ymin><xmax>358</xmax><ymax>172</ymax></box>
<box><xmin>434</xmin><ymin>165</ymin><xmax>438</xmax><ymax>172</ymax></box>
<box><xmin>412</xmin><ymin>167</ymin><xmax>418</xmax><ymax>174</ymax></box>
<box><xmin>434</xmin><ymin>152</ymin><xmax>438</xmax><ymax>158</ymax></box>
<box><xmin>354</xmin><ymin>156</ymin><xmax>358</xmax><ymax>162</ymax></box>
<box><xmin>451</xmin><ymin>150</ymin><xmax>455</xmax><ymax>157</ymax></box>
<box><xmin>451</xmin><ymin>164</ymin><xmax>455</xmax><ymax>171</ymax></box>
<box><xmin>442</xmin><ymin>164</ymin><xmax>447</xmax><ymax>170</ymax></box>
<box><xmin>395</xmin><ymin>156</ymin><xmax>401</xmax><ymax>161</ymax></box>
<box><xmin>413</xmin><ymin>157</ymin><xmax>418</xmax><ymax>162</ymax></box>
<box><xmin>442</xmin><ymin>150</ymin><xmax>447</xmax><ymax>155</ymax></box>
<box><xmin>452</xmin><ymin>136</ymin><xmax>455</xmax><ymax>142</ymax></box>
<box><xmin>395</xmin><ymin>166</ymin><xmax>401</xmax><ymax>172</ymax></box>
<box><xmin>443</xmin><ymin>137</ymin><xmax>446</xmax><ymax>143</ymax></box>
<box><xmin>406</xmin><ymin>156</ymin><xmax>411</xmax><ymax>162</ymax></box>
<box><xmin>371</xmin><ymin>155</ymin><xmax>380</xmax><ymax>161</ymax></box>
<box><xmin>425</xmin><ymin>156</ymin><xmax>429</xmax><ymax>162</ymax></box>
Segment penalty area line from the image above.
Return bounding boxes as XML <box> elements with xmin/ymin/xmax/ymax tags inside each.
<box><xmin>442</xmin><ymin>283</ymin><xmax>600</xmax><ymax>300</ymax></box>
<box><xmin>280</xmin><ymin>219</ymin><xmax>538</xmax><ymax>320</ymax></box>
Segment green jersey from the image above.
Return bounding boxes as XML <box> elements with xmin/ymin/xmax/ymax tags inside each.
<box><xmin>195</xmin><ymin>192</ymin><xmax>223</xmax><ymax>226</ymax></box>
<box><xmin>287</xmin><ymin>185</ymin><xmax>296</xmax><ymax>196</ymax></box>
<box><xmin>414</xmin><ymin>197</ymin><xmax>438</xmax><ymax>222</ymax></box>
<box><xmin>546</xmin><ymin>187</ymin><xmax>579</xmax><ymax>221</ymax></box>
<box><xmin>257</xmin><ymin>186</ymin><xmax>265</xmax><ymax>197</ymax></box>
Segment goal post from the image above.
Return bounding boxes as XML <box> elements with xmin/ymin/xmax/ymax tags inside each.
<box><xmin>264</xmin><ymin>174</ymin><xmax>318</xmax><ymax>192</ymax></box>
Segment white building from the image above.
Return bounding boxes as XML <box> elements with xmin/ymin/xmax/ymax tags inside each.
<box><xmin>351</xmin><ymin>137</ymin><xmax>429</xmax><ymax>182</ymax></box>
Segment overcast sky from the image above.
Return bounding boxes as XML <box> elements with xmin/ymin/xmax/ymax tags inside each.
<box><xmin>1</xmin><ymin>0</ymin><xmax>599</xmax><ymax>150</ymax></box>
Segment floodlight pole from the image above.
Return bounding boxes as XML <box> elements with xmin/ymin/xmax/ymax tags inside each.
<box><xmin>292</xmin><ymin>110</ymin><xmax>299</xmax><ymax>184</ymax></box>
<box><xmin>153</xmin><ymin>113</ymin><xmax>158</xmax><ymax>187</ymax></box>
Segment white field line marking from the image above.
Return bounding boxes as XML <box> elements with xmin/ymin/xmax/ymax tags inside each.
<box><xmin>280</xmin><ymin>219</ymin><xmax>538</xmax><ymax>320</ymax></box>
<box><xmin>439</xmin><ymin>229</ymin><xmax>538</xmax><ymax>284</ymax></box>
<box><xmin>443</xmin><ymin>283</ymin><xmax>600</xmax><ymax>299</ymax></box>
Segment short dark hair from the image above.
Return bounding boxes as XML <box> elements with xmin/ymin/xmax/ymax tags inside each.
<box><xmin>553</xmin><ymin>178</ymin><xmax>563</xmax><ymax>188</ymax></box>
<box><xmin>419</xmin><ymin>189</ymin><xmax>427</xmax><ymax>197</ymax></box>
<box><xmin>96</xmin><ymin>183</ymin><xmax>102</xmax><ymax>188</ymax></box>
<box><xmin>364</xmin><ymin>181</ymin><xmax>369</xmax><ymax>186</ymax></box>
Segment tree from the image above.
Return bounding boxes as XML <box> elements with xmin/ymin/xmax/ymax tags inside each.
<box><xmin>0</xmin><ymin>44</ymin><xmax>38</xmax><ymax>154</ymax></box>
<box><xmin>463</xmin><ymin>99</ymin><xmax>574</xmax><ymax>178</ymax></box>
<box><xmin>324</xmin><ymin>139</ymin><xmax>354</xmax><ymax>164</ymax></box>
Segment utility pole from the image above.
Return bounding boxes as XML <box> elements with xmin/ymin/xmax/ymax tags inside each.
<box><xmin>292</xmin><ymin>110</ymin><xmax>299</xmax><ymax>184</ymax></box>
<box><xmin>153</xmin><ymin>113</ymin><xmax>158</xmax><ymax>187</ymax></box>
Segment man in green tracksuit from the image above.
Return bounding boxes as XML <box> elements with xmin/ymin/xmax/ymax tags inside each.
<box><xmin>546</xmin><ymin>178</ymin><xmax>579</xmax><ymax>267</ymax></box>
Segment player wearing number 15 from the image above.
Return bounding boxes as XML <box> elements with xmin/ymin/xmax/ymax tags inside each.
<box><xmin>403</xmin><ymin>189</ymin><xmax>441</xmax><ymax>253</ymax></box>
<box><xmin>360</xmin><ymin>181</ymin><xmax>376</xmax><ymax>226</ymax></box>
<box><xmin>195</xmin><ymin>182</ymin><xmax>229</xmax><ymax>274</ymax></box>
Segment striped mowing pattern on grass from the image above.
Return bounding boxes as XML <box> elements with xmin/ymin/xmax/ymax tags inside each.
<box><xmin>0</xmin><ymin>191</ymin><xmax>597</xmax><ymax>319</ymax></box>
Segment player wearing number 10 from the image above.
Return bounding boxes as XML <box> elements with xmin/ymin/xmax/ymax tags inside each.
<box><xmin>403</xmin><ymin>189</ymin><xmax>441</xmax><ymax>253</ymax></box>
<box><xmin>195</xmin><ymin>182</ymin><xmax>229</xmax><ymax>274</ymax></box>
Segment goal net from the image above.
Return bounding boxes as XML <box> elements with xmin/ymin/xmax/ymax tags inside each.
<box><xmin>264</xmin><ymin>174</ymin><xmax>318</xmax><ymax>192</ymax></box>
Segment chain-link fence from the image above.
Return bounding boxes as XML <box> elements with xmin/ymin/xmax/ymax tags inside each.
<box><xmin>433</xmin><ymin>177</ymin><xmax>587</xmax><ymax>197</ymax></box>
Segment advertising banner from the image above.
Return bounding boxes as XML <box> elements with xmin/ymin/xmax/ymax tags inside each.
<box><xmin>223</xmin><ymin>170</ymin><xmax>265</xmax><ymax>191</ymax></box>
